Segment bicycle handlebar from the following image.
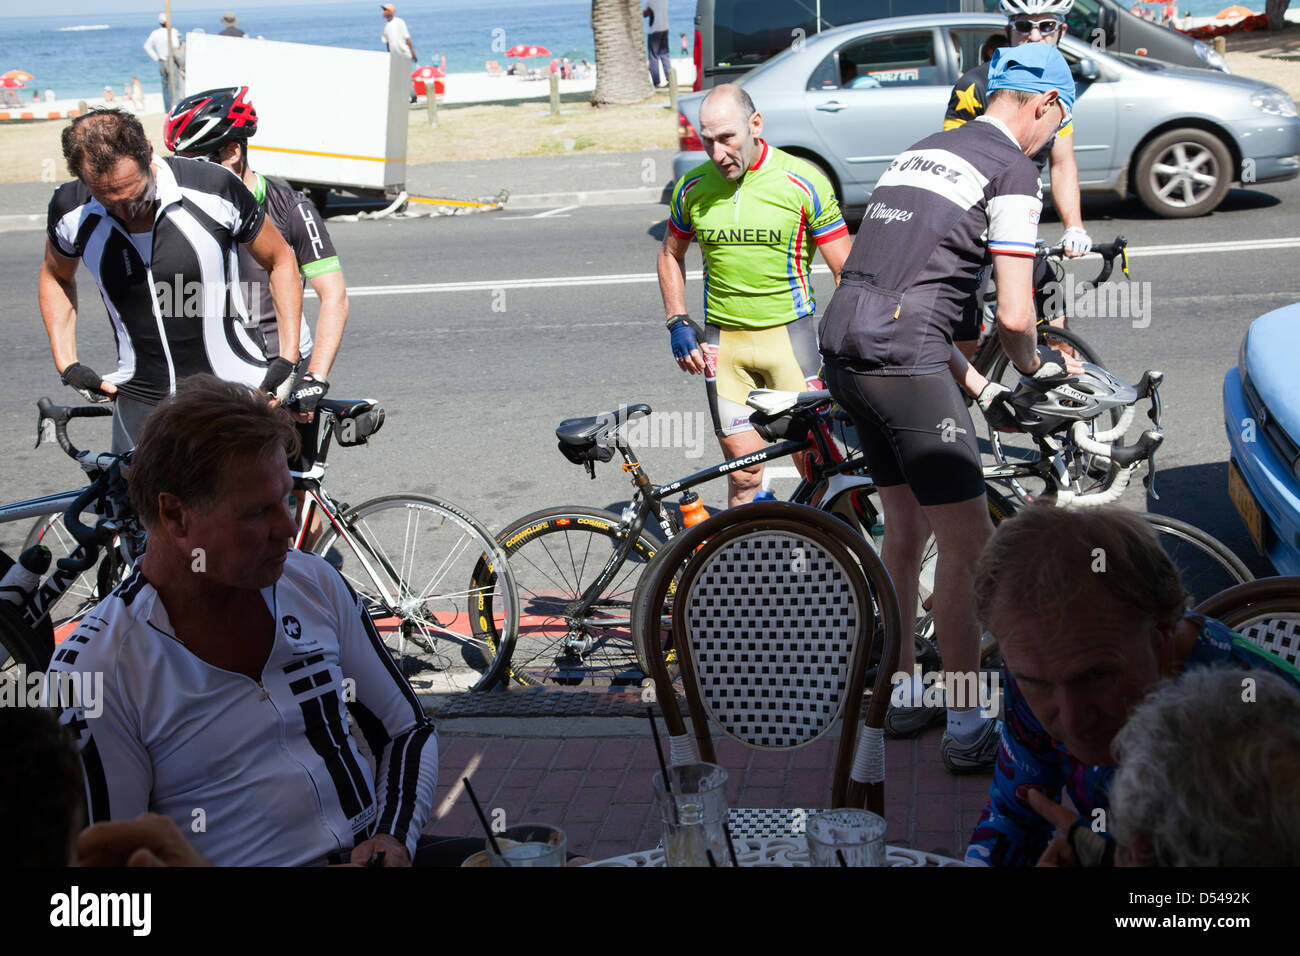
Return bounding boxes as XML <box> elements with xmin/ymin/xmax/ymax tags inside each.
<box><xmin>55</xmin><ymin>477</ymin><xmax>118</xmax><ymax>574</ymax></box>
<box><xmin>1037</xmin><ymin>234</ymin><xmax>1129</xmax><ymax>290</ymax></box>
<box><xmin>36</xmin><ymin>396</ymin><xmax>113</xmax><ymax>461</ymax></box>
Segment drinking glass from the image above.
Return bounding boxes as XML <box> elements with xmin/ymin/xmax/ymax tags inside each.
<box><xmin>651</xmin><ymin>762</ymin><xmax>732</xmax><ymax>867</ymax></box>
<box><xmin>485</xmin><ymin>824</ymin><xmax>567</xmax><ymax>867</ymax></box>
<box><xmin>805</xmin><ymin>809</ymin><xmax>887</xmax><ymax>867</ymax></box>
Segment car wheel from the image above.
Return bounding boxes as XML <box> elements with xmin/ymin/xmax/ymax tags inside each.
<box><xmin>1133</xmin><ymin>128</ymin><xmax>1232</xmax><ymax>219</ymax></box>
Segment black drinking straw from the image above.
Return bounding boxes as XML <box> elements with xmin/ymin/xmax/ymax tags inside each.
<box><xmin>463</xmin><ymin>776</ymin><xmax>508</xmax><ymax>865</ymax></box>
<box><xmin>706</xmin><ymin>848</ymin><xmax>718</xmax><ymax>868</ymax></box>
<box><xmin>724</xmin><ymin>825</ymin><xmax>740</xmax><ymax>867</ymax></box>
<box><xmin>647</xmin><ymin>706</ymin><xmax>672</xmax><ymax>793</ymax></box>
<box><xmin>836</xmin><ymin>849</ymin><xmax>849</xmax><ymax>867</ymax></box>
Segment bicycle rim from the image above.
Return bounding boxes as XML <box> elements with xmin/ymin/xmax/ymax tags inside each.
<box><xmin>314</xmin><ymin>494</ymin><xmax>517</xmax><ymax>694</ymax></box>
<box><xmin>1144</xmin><ymin>514</ymin><xmax>1252</xmax><ymax>607</ymax></box>
<box><xmin>495</xmin><ymin>508</ymin><xmax>660</xmax><ymax>687</ymax></box>
<box><xmin>982</xmin><ymin>326</ymin><xmax>1118</xmax><ymax>505</ymax></box>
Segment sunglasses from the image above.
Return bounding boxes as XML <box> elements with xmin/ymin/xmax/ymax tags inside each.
<box><xmin>1011</xmin><ymin>17</ymin><xmax>1063</xmax><ymax>35</ymax></box>
<box><xmin>1054</xmin><ymin>97</ymin><xmax>1072</xmax><ymax>131</ymax></box>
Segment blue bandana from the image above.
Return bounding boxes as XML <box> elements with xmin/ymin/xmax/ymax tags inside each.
<box><xmin>987</xmin><ymin>43</ymin><xmax>1076</xmax><ymax>110</ymax></box>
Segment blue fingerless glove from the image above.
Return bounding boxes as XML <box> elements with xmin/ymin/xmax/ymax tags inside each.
<box><xmin>669</xmin><ymin>316</ymin><xmax>701</xmax><ymax>361</ymax></box>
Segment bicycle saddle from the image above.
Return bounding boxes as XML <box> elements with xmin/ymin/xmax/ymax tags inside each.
<box><xmin>746</xmin><ymin>388</ymin><xmax>832</xmax><ymax>417</ymax></box>
<box><xmin>556</xmin><ymin>403</ymin><xmax>651</xmax><ymax>446</ymax></box>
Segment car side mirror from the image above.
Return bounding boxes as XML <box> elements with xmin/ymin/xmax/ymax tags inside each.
<box><xmin>1073</xmin><ymin>58</ymin><xmax>1101</xmax><ymax>82</ymax></box>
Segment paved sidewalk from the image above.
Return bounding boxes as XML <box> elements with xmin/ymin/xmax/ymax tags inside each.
<box><xmin>424</xmin><ymin>717</ymin><xmax>990</xmax><ymax>863</ymax></box>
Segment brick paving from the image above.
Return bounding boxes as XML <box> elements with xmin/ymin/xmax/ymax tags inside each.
<box><xmin>424</xmin><ymin>723</ymin><xmax>991</xmax><ymax>862</ymax></box>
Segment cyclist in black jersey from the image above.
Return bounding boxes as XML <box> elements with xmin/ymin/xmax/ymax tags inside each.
<box><xmin>944</xmin><ymin>0</ymin><xmax>1091</xmax><ymax>360</ymax></box>
<box><xmin>39</xmin><ymin>108</ymin><xmax>302</xmax><ymax>453</ymax></box>
<box><xmin>819</xmin><ymin>43</ymin><xmax>1083</xmax><ymax>773</ymax></box>
<box><xmin>165</xmin><ymin>87</ymin><xmax>349</xmax><ymax>427</ymax></box>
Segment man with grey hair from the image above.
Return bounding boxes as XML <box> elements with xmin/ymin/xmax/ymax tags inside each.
<box><xmin>659</xmin><ymin>83</ymin><xmax>850</xmax><ymax>507</ymax></box>
<box><xmin>1109</xmin><ymin>667</ymin><xmax>1300</xmax><ymax>867</ymax></box>
<box><xmin>964</xmin><ymin>504</ymin><xmax>1300</xmax><ymax>866</ymax></box>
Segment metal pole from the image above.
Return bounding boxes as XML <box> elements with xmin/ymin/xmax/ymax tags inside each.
<box><xmin>165</xmin><ymin>0</ymin><xmax>176</xmax><ymax>109</ymax></box>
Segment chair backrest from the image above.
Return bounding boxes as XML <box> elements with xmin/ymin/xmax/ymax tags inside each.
<box><xmin>636</xmin><ymin>502</ymin><xmax>903</xmax><ymax>814</ymax></box>
<box><xmin>1193</xmin><ymin>577</ymin><xmax>1300</xmax><ymax>668</ymax></box>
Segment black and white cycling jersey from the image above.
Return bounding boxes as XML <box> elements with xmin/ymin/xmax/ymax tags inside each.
<box><xmin>46</xmin><ymin>550</ymin><xmax>438</xmax><ymax>867</ymax></box>
<box><xmin>46</xmin><ymin>155</ymin><xmax>271</xmax><ymax>405</ymax></box>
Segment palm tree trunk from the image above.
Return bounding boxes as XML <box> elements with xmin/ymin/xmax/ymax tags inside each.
<box><xmin>1265</xmin><ymin>0</ymin><xmax>1291</xmax><ymax>29</ymax></box>
<box><xmin>591</xmin><ymin>0</ymin><xmax>655</xmax><ymax>106</ymax></box>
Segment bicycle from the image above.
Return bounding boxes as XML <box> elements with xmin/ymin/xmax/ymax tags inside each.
<box><xmin>972</xmin><ymin>235</ymin><xmax>1131</xmax><ymax>503</ymax></box>
<box><xmin>2</xmin><ymin>396</ymin><xmax>519</xmax><ymax>694</ymax></box>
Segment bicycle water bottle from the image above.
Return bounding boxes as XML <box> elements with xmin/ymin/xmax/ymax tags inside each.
<box><xmin>869</xmin><ymin>514</ymin><xmax>885</xmax><ymax>554</ymax></box>
<box><xmin>679</xmin><ymin>492</ymin><xmax>708</xmax><ymax>529</ymax></box>
<box><xmin>752</xmin><ymin>490</ymin><xmax>777</xmax><ymax>503</ymax></box>
<box><xmin>0</xmin><ymin>544</ymin><xmax>51</xmax><ymax>608</ymax></box>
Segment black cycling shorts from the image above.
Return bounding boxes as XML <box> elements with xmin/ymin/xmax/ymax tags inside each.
<box><xmin>954</xmin><ymin>256</ymin><xmax>1064</xmax><ymax>342</ymax></box>
<box><xmin>823</xmin><ymin>365</ymin><xmax>985</xmax><ymax>507</ymax></box>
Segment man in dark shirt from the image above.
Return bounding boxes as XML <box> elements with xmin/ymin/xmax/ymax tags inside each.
<box><xmin>218</xmin><ymin>12</ymin><xmax>246</xmax><ymax>37</ymax></box>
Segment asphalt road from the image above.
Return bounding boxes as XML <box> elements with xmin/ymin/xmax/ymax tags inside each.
<box><xmin>2</xmin><ymin>173</ymin><xmax>1297</xmax><ymax>586</ymax></box>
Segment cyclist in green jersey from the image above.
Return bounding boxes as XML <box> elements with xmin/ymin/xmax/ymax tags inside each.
<box><xmin>658</xmin><ymin>84</ymin><xmax>852</xmax><ymax>507</ymax></box>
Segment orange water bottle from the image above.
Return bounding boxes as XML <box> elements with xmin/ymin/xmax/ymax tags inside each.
<box><xmin>679</xmin><ymin>492</ymin><xmax>708</xmax><ymax>529</ymax></box>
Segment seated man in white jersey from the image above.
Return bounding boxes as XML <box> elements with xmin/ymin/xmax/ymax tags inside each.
<box><xmin>46</xmin><ymin>376</ymin><xmax>440</xmax><ymax>866</ymax></box>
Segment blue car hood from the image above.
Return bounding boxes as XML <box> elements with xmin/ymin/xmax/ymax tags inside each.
<box><xmin>1245</xmin><ymin>304</ymin><xmax>1300</xmax><ymax>444</ymax></box>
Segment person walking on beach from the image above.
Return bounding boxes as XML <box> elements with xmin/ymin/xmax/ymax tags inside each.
<box><xmin>381</xmin><ymin>4</ymin><xmax>418</xmax><ymax>61</ymax></box>
<box><xmin>643</xmin><ymin>0</ymin><xmax>671</xmax><ymax>87</ymax></box>
<box><xmin>144</xmin><ymin>13</ymin><xmax>183</xmax><ymax>112</ymax></box>
<box><xmin>680</xmin><ymin>32</ymin><xmax>688</xmax><ymax>54</ymax></box>
<box><xmin>39</xmin><ymin>109</ymin><xmax>302</xmax><ymax>453</ymax></box>
<box><xmin>219</xmin><ymin>13</ymin><xmax>246</xmax><ymax>37</ymax></box>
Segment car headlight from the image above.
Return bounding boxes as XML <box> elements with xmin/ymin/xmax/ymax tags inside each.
<box><xmin>1194</xmin><ymin>41</ymin><xmax>1230</xmax><ymax>72</ymax></box>
<box><xmin>1252</xmin><ymin>89</ymin><xmax>1299</xmax><ymax>117</ymax></box>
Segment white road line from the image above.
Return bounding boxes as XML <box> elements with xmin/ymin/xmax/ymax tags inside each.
<box><xmin>340</xmin><ymin>236</ymin><xmax>1300</xmax><ymax>298</ymax></box>
<box><xmin>497</xmin><ymin>204</ymin><xmax>579</xmax><ymax>221</ymax></box>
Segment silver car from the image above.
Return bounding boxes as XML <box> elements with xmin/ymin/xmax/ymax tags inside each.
<box><xmin>672</xmin><ymin>12</ymin><xmax>1300</xmax><ymax>219</ymax></box>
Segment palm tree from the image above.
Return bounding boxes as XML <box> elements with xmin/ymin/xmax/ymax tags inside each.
<box><xmin>1265</xmin><ymin>0</ymin><xmax>1291</xmax><ymax>29</ymax></box>
<box><xmin>591</xmin><ymin>0</ymin><xmax>655</xmax><ymax>106</ymax></box>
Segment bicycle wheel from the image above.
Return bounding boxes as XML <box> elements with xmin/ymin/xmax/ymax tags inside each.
<box><xmin>490</xmin><ymin>506</ymin><xmax>663</xmax><ymax>687</ymax></box>
<box><xmin>312</xmin><ymin>494</ymin><xmax>518</xmax><ymax>694</ymax></box>
<box><xmin>1144</xmin><ymin>514</ymin><xmax>1252</xmax><ymax>607</ymax></box>
<box><xmin>978</xmin><ymin>325</ymin><xmax>1118</xmax><ymax>505</ymax></box>
<box><xmin>0</xmin><ymin>551</ymin><xmax>50</xmax><ymax>679</ymax></box>
<box><xmin>23</xmin><ymin>513</ymin><xmax>125</xmax><ymax>632</ymax></box>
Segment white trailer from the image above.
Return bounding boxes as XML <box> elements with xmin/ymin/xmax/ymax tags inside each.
<box><xmin>182</xmin><ymin>33</ymin><xmax>408</xmax><ymax>199</ymax></box>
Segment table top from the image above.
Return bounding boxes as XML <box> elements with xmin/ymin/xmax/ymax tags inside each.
<box><xmin>587</xmin><ymin>837</ymin><xmax>968</xmax><ymax>867</ymax></box>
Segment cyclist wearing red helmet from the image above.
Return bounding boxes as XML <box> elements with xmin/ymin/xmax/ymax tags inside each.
<box><xmin>165</xmin><ymin>86</ymin><xmax>349</xmax><ymax>426</ymax></box>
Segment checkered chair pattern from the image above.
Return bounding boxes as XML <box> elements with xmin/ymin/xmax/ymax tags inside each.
<box><xmin>1193</xmin><ymin>577</ymin><xmax>1300</xmax><ymax>668</ymax></box>
<box><xmin>634</xmin><ymin>502</ymin><xmax>904</xmax><ymax>837</ymax></box>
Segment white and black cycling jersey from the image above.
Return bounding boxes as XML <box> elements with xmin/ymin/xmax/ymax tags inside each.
<box><xmin>46</xmin><ymin>155</ymin><xmax>271</xmax><ymax>405</ymax></box>
<box><xmin>46</xmin><ymin>550</ymin><xmax>438</xmax><ymax>867</ymax></box>
<box><xmin>819</xmin><ymin>117</ymin><xmax>1043</xmax><ymax>376</ymax></box>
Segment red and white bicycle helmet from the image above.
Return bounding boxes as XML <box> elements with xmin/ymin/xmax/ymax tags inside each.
<box><xmin>998</xmin><ymin>0</ymin><xmax>1074</xmax><ymax>16</ymax></box>
<box><xmin>164</xmin><ymin>86</ymin><xmax>258</xmax><ymax>155</ymax></box>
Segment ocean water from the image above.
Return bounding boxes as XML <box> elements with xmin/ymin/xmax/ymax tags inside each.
<box><xmin>0</xmin><ymin>0</ymin><xmax>1263</xmax><ymax>103</ymax></box>
<box><xmin>0</xmin><ymin>0</ymin><xmax>697</xmax><ymax>102</ymax></box>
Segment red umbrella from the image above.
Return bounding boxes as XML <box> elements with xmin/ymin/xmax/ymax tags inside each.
<box><xmin>1216</xmin><ymin>5</ymin><xmax>1254</xmax><ymax>17</ymax></box>
<box><xmin>504</xmin><ymin>45</ymin><xmax>551</xmax><ymax>58</ymax></box>
<box><xmin>0</xmin><ymin>77</ymin><xmax>26</xmax><ymax>89</ymax></box>
<box><xmin>411</xmin><ymin>64</ymin><xmax>445</xmax><ymax>98</ymax></box>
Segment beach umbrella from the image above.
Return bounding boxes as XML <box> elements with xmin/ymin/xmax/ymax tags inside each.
<box><xmin>410</xmin><ymin>64</ymin><xmax>445</xmax><ymax>98</ymax></box>
<box><xmin>1215</xmin><ymin>5</ymin><xmax>1254</xmax><ymax>18</ymax></box>
<box><xmin>0</xmin><ymin>77</ymin><xmax>26</xmax><ymax>89</ymax></box>
<box><xmin>2</xmin><ymin>70</ymin><xmax>34</xmax><ymax>81</ymax></box>
<box><xmin>504</xmin><ymin>45</ymin><xmax>551</xmax><ymax>58</ymax></box>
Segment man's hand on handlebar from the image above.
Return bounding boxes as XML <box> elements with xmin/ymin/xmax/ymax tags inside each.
<box><xmin>60</xmin><ymin>362</ymin><xmax>117</xmax><ymax>403</ymax></box>
<box><xmin>1060</xmin><ymin>226</ymin><xmax>1092</xmax><ymax>259</ymax></box>
<box><xmin>668</xmin><ymin>315</ymin><xmax>706</xmax><ymax>375</ymax></box>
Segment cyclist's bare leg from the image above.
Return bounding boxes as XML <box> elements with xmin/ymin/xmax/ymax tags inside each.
<box><xmin>719</xmin><ymin>428</ymin><xmax>766</xmax><ymax>507</ymax></box>
<box><xmin>875</xmin><ymin>483</ymin><xmax>932</xmax><ymax>677</ymax></box>
<box><xmin>920</xmin><ymin>494</ymin><xmax>994</xmax><ymax>707</ymax></box>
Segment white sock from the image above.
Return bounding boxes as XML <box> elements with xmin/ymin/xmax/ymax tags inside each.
<box><xmin>946</xmin><ymin>708</ymin><xmax>985</xmax><ymax>743</ymax></box>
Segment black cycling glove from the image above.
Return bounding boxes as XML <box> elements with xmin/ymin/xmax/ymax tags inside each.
<box><xmin>260</xmin><ymin>357</ymin><xmax>297</xmax><ymax>399</ymax></box>
<box><xmin>1028</xmin><ymin>344</ymin><xmax>1072</xmax><ymax>383</ymax></box>
<box><xmin>60</xmin><ymin>362</ymin><xmax>111</xmax><ymax>403</ymax></box>
<box><xmin>286</xmin><ymin>373</ymin><xmax>329</xmax><ymax>416</ymax></box>
<box><xmin>977</xmin><ymin>382</ymin><xmax>1020</xmax><ymax>433</ymax></box>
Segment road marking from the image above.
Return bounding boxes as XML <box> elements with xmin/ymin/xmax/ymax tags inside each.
<box><xmin>497</xmin><ymin>205</ymin><xmax>578</xmax><ymax>220</ymax></box>
<box><xmin>339</xmin><ymin>236</ymin><xmax>1300</xmax><ymax>298</ymax></box>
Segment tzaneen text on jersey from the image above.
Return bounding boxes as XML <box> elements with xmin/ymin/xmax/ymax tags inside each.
<box><xmin>50</xmin><ymin>886</ymin><xmax>151</xmax><ymax>936</ymax></box>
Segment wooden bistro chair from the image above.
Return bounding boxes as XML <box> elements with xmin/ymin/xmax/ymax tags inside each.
<box><xmin>1193</xmin><ymin>576</ymin><xmax>1300</xmax><ymax>668</ymax></box>
<box><xmin>635</xmin><ymin>501</ymin><xmax>903</xmax><ymax>839</ymax></box>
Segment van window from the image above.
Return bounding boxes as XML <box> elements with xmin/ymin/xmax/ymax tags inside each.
<box><xmin>713</xmin><ymin>0</ymin><xmax>964</xmax><ymax>68</ymax></box>
<box><xmin>813</xmin><ymin>31</ymin><xmax>943</xmax><ymax>90</ymax></box>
